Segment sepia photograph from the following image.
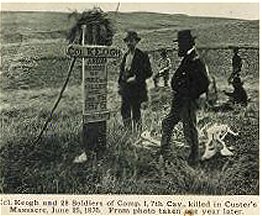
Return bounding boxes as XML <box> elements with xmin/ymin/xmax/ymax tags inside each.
<box><xmin>0</xmin><ymin>1</ymin><xmax>259</xmax><ymax>198</ymax></box>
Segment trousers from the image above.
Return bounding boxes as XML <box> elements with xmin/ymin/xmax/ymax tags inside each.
<box><xmin>161</xmin><ymin>97</ymin><xmax>199</xmax><ymax>164</ymax></box>
<box><xmin>121</xmin><ymin>96</ymin><xmax>142</xmax><ymax>131</ymax></box>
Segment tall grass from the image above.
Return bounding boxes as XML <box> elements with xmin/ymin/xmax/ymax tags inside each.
<box><xmin>0</xmin><ymin>82</ymin><xmax>259</xmax><ymax>194</ymax></box>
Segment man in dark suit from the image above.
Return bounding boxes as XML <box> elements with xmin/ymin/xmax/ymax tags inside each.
<box><xmin>161</xmin><ymin>30</ymin><xmax>209</xmax><ymax>166</ymax></box>
<box><xmin>118</xmin><ymin>31</ymin><xmax>152</xmax><ymax>132</ymax></box>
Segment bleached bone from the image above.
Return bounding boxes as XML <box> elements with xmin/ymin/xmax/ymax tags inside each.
<box><xmin>201</xmin><ymin>123</ymin><xmax>238</xmax><ymax>160</ymax></box>
<box><xmin>73</xmin><ymin>152</ymin><xmax>87</xmax><ymax>163</ymax></box>
<box><xmin>141</xmin><ymin>130</ymin><xmax>161</xmax><ymax>146</ymax></box>
<box><xmin>201</xmin><ymin>139</ymin><xmax>217</xmax><ymax>160</ymax></box>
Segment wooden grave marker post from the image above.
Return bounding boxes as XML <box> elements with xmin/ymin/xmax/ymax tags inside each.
<box><xmin>67</xmin><ymin>25</ymin><xmax>121</xmax><ymax>157</ymax></box>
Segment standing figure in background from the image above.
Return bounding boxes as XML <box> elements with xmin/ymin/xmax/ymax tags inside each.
<box><xmin>118</xmin><ymin>30</ymin><xmax>152</xmax><ymax>132</ymax></box>
<box><xmin>161</xmin><ymin>30</ymin><xmax>210</xmax><ymax>166</ymax></box>
<box><xmin>153</xmin><ymin>49</ymin><xmax>172</xmax><ymax>87</ymax></box>
<box><xmin>228</xmin><ymin>47</ymin><xmax>242</xmax><ymax>84</ymax></box>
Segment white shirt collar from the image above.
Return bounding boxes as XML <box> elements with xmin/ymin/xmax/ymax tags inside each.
<box><xmin>127</xmin><ymin>47</ymin><xmax>136</xmax><ymax>55</ymax></box>
<box><xmin>186</xmin><ymin>46</ymin><xmax>195</xmax><ymax>55</ymax></box>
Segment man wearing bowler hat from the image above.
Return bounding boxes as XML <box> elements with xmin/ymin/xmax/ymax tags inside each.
<box><xmin>161</xmin><ymin>30</ymin><xmax>210</xmax><ymax>166</ymax></box>
<box><xmin>118</xmin><ymin>30</ymin><xmax>152</xmax><ymax>132</ymax></box>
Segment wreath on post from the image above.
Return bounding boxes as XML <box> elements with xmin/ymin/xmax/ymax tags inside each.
<box><xmin>67</xmin><ymin>7</ymin><xmax>115</xmax><ymax>46</ymax></box>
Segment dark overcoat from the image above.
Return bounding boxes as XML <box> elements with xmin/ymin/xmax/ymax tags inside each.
<box><xmin>118</xmin><ymin>48</ymin><xmax>152</xmax><ymax>103</ymax></box>
<box><xmin>171</xmin><ymin>49</ymin><xmax>209</xmax><ymax>105</ymax></box>
<box><xmin>232</xmin><ymin>53</ymin><xmax>242</xmax><ymax>73</ymax></box>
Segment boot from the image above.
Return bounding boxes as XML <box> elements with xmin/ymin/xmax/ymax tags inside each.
<box><xmin>188</xmin><ymin>147</ymin><xmax>200</xmax><ymax>167</ymax></box>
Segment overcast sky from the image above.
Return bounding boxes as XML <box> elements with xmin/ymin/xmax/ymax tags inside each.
<box><xmin>0</xmin><ymin>1</ymin><xmax>259</xmax><ymax>20</ymax></box>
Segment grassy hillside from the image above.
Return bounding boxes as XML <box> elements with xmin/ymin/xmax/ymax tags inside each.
<box><xmin>0</xmin><ymin>11</ymin><xmax>259</xmax><ymax>195</ymax></box>
<box><xmin>0</xmin><ymin>11</ymin><xmax>259</xmax><ymax>90</ymax></box>
<box><xmin>1</xmin><ymin>11</ymin><xmax>259</xmax><ymax>46</ymax></box>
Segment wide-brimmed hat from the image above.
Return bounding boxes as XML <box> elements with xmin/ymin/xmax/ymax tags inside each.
<box><xmin>123</xmin><ymin>30</ymin><xmax>141</xmax><ymax>42</ymax></box>
<box><xmin>173</xmin><ymin>29</ymin><xmax>196</xmax><ymax>43</ymax></box>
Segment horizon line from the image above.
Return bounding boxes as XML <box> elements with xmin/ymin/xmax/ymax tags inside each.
<box><xmin>0</xmin><ymin>9</ymin><xmax>259</xmax><ymax>21</ymax></box>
